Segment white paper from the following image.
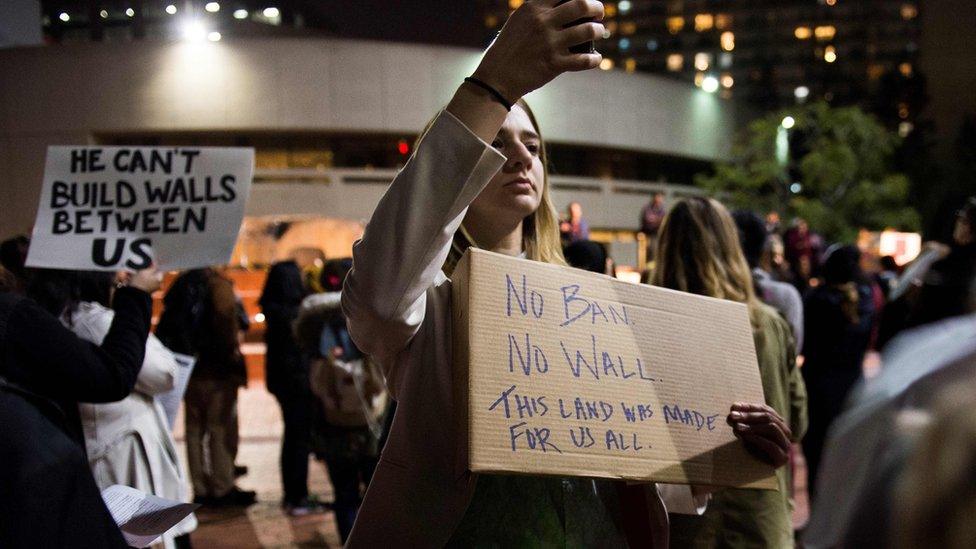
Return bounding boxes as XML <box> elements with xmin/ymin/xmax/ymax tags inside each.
<box><xmin>101</xmin><ymin>484</ymin><xmax>199</xmax><ymax>548</ymax></box>
<box><xmin>26</xmin><ymin>146</ymin><xmax>254</xmax><ymax>271</ymax></box>
<box><xmin>156</xmin><ymin>352</ymin><xmax>195</xmax><ymax>430</ymax></box>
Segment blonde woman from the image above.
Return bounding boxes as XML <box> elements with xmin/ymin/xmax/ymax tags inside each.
<box><xmin>652</xmin><ymin>197</ymin><xmax>808</xmax><ymax>548</ymax></box>
<box><xmin>342</xmin><ymin>3</ymin><xmax>792</xmax><ymax>546</ymax></box>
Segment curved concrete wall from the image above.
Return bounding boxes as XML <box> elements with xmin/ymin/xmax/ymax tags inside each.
<box><xmin>0</xmin><ymin>37</ymin><xmax>749</xmax><ymax>237</ymax></box>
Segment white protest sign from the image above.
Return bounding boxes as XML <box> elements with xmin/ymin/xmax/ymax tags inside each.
<box><xmin>27</xmin><ymin>146</ymin><xmax>254</xmax><ymax>271</ymax></box>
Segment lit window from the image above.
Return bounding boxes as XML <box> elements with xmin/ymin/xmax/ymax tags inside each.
<box><xmin>600</xmin><ymin>58</ymin><xmax>615</xmax><ymax>70</ymax></box>
<box><xmin>619</xmin><ymin>38</ymin><xmax>631</xmax><ymax>50</ymax></box>
<box><xmin>620</xmin><ymin>22</ymin><xmax>637</xmax><ymax>35</ymax></box>
<box><xmin>795</xmin><ymin>26</ymin><xmax>812</xmax><ymax>39</ymax></box>
<box><xmin>720</xmin><ymin>31</ymin><xmax>735</xmax><ymax>51</ymax></box>
<box><xmin>619</xmin><ymin>0</ymin><xmax>632</xmax><ymax>13</ymax></box>
<box><xmin>667</xmin><ymin>16</ymin><xmax>685</xmax><ymax>34</ymax></box>
<box><xmin>125</xmin><ymin>7</ymin><xmax>135</xmax><ymax>17</ymax></box>
<box><xmin>824</xmin><ymin>45</ymin><xmax>837</xmax><ymax>63</ymax></box>
<box><xmin>702</xmin><ymin>75</ymin><xmax>719</xmax><ymax>93</ymax></box>
<box><xmin>205</xmin><ymin>2</ymin><xmax>220</xmax><ymax>13</ymax></box>
<box><xmin>901</xmin><ymin>4</ymin><xmax>918</xmax><ymax>19</ymax></box>
<box><xmin>868</xmin><ymin>64</ymin><xmax>885</xmax><ymax>80</ymax></box>
<box><xmin>795</xmin><ymin>86</ymin><xmax>810</xmax><ymax>100</ymax></box>
<box><xmin>694</xmin><ymin>52</ymin><xmax>710</xmax><ymax>71</ymax></box>
<box><xmin>604</xmin><ymin>3</ymin><xmax>617</xmax><ymax>17</ymax></box>
<box><xmin>899</xmin><ymin>62</ymin><xmax>913</xmax><ymax>77</ymax></box>
<box><xmin>694</xmin><ymin>72</ymin><xmax>705</xmax><ymax>87</ymax></box>
<box><xmin>721</xmin><ymin>73</ymin><xmax>734</xmax><ymax>88</ymax></box>
<box><xmin>509</xmin><ymin>0</ymin><xmax>523</xmax><ymax>9</ymax></box>
<box><xmin>719</xmin><ymin>52</ymin><xmax>733</xmax><ymax>68</ymax></box>
<box><xmin>263</xmin><ymin>7</ymin><xmax>280</xmax><ymax>18</ymax></box>
<box><xmin>694</xmin><ymin>13</ymin><xmax>714</xmax><ymax>32</ymax></box>
<box><xmin>899</xmin><ymin>122</ymin><xmax>914</xmax><ymax>137</ymax></box>
<box><xmin>606</xmin><ymin>21</ymin><xmax>618</xmax><ymax>35</ymax></box>
<box><xmin>715</xmin><ymin>14</ymin><xmax>732</xmax><ymax>30</ymax></box>
<box><xmin>625</xmin><ymin>58</ymin><xmax>637</xmax><ymax>73</ymax></box>
<box><xmin>646</xmin><ymin>39</ymin><xmax>659</xmax><ymax>51</ymax></box>
<box><xmin>165</xmin><ymin>5</ymin><xmax>177</xmax><ymax>15</ymax></box>
<box><xmin>58</xmin><ymin>12</ymin><xmax>70</xmax><ymax>22</ymax></box>
<box><xmin>826</xmin><ymin>0</ymin><xmax>837</xmax><ymax>5</ymax></box>
<box><xmin>667</xmin><ymin>53</ymin><xmax>684</xmax><ymax>71</ymax></box>
<box><xmin>814</xmin><ymin>25</ymin><xmax>836</xmax><ymax>40</ymax></box>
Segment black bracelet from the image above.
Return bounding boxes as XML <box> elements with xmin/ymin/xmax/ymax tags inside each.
<box><xmin>464</xmin><ymin>76</ymin><xmax>513</xmax><ymax>111</ymax></box>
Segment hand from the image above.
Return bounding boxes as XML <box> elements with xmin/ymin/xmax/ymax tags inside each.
<box><xmin>727</xmin><ymin>402</ymin><xmax>792</xmax><ymax>468</ymax></box>
<box><xmin>126</xmin><ymin>265</ymin><xmax>163</xmax><ymax>294</ymax></box>
<box><xmin>472</xmin><ymin>0</ymin><xmax>605</xmax><ymax>103</ymax></box>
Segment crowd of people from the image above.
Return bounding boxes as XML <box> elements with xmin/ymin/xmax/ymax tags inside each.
<box><xmin>2</xmin><ymin>1</ymin><xmax>975</xmax><ymax>547</ymax></box>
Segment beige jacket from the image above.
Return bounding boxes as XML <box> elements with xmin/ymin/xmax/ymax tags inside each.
<box><xmin>342</xmin><ymin>111</ymin><xmax>702</xmax><ymax>547</ymax></box>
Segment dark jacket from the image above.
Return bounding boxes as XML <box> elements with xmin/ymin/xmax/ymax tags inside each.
<box><xmin>194</xmin><ymin>270</ymin><xmax>246</xmax><ymax>383</ymax></box>
<box><xmin>260</xmin><ymin>261</ymin><xmax>307</xmax><ymax>395</ymax></box>
<box><xmin>0</xmin><ymin>287</ymin><xmax>151</xmax><ymax>548</ymax></box>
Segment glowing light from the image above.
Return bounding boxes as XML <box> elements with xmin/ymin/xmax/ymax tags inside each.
<box><xmin>624</xmin><ymin>58</ymin><xmax>636</xmax><ymax>73</ymax></box>
<box><xmin>205</xmin><ymin>2</ymin><xmax>220</xmax><ymax>12</ymax></box>
<box><xmin>824</xmin><ymin>45</ymin><xmax>837</xmax><ymax>63</ymax></box>
<box><xmin>702</xmin><ymin>76</ymin><xmax>720</xmax><ymax>93</ymax></box>
<box><xmin>263</xmin><ymin>7</ymin><xmax>280</xmax><ymax>18</ymax></box>
<box><xmin>646</xmin><ymin>39</ymin><xmax>658</xmax><ymax>51</ymax></box>
<box><xmin>715</xmin><ymin>14</ymin><xmax>731</xmax><ymax>30</ymax></box>
<box><xmin>99</xmin><ymin>9</ymin><xmax>108</xmax><ymax>18</ymax></box>
<box><xmin>721</xmin><ymin>74</ymin><xmax>734</xmax><ymax>88</ymax></box>
<box><xmin>509</xmin><ymin>0</ymin><xmax>523</xmax><ymax>8</ymax></box>
<box><xmin>781</xmin><ymin>116</ymin><xmax>796</xmax><ymax>129</ymax></box>
<box><xmin>666</xmin><ymin>53</ymin><xmax>683</xmax><ymax>71</ymax></box>
<box><xmin>720</xmin><ymin>31</ymin><xmax>735</xmax><ymax>51</ymax></box>
<box><xmin>814</xmin><ymin>25</ymin><xmax>836</xmax><ymax>40</ymax></box>
<box><xmin>899</xmin><ymin>122</ymin><xmax>914</xmax><ymax>137</ymax></box>
<box><xmin>666</xmin><ymin>16</ymin><xmax>684</xmax><ymax>34</ymax></box>
<box><xmin>600</xmin><ymin>58</ymin><xmax>614</xmax><ymax>70</ymax></box>
<box><xmin>125</xmin><ymin>8</ymin><xmax>135</xmax><ymax>17</ymax></box>
<box><xmin>899</xmin><ymin>62</ymin><xmax>913</xmax><ymax>77</ymax></box>
<box><xmin>234</xmin><ymin>9</ymin><xmax>248</xmax><ymax>19</ymax></box>
<box><xmin>694</xmin><ymin>72</ymin><xmax>705</xmax><ymax>87</ymax></box>
<box><xmin>254</xmin><ymin>313</ymin><xmax>266</xmax><ymax>323</ymax></box>
<box><xmin>397</xmin><ymin>139</ymin><xmax>410</xmax><ymax>155</ymax></box>
<box><xmin>165</xmin><ymin>4</ymin><xmax>177</xmax><ymax>15</ymax></box>
<box><xmin>208</xmin><ymin>31</ymin><xmax>222</xmax><ymax>42</ymax></box>
<box><xmin>826</xmin><ymin>0</ymin><xmax>837</xmax><ymax>5</ymax></box>
<box><xmin>619</xmin><ymin>37</ymin><xmax>630</xmax><ymax>51</ymax></box>
<box><xmin>795</xmin><ymin>26</ymin><xmax>812</xmax><ymax>40</ymax></box>
<box><xmin>901</xmin><ymin>4</ymin><xmax>918</xmax><ymax>19</ymax></box>
<box><xmin>182</xmin><ymin>20</ymin><xmax>207</xmax><ymax>42</ymax></box>
<box><xmin>795</xmin><ymin>86</ymin><xmax>810</xmax><ymax>100</ymax></box>
<box><xmin>58</xmin><ymin>12</ymin><xmax>70</xmax><ymax>22</ymax></box>
<box><xmin>620</xmin><ymin>22</ymin><xmax>636</xmax><ymax>35</ymax></box>
<box><xmin>694</xmin><ymin>13</ymin><xmax>714</xmax><ymax>32</ymax></box>
<box><xmin>790</xmin><ymin>183</ymin><xmax>803</xmax><ymax>193</ymax></box>
<box><xmin>618</xmin><ymin>0</ymin><xmax>631</xmax><ymax>13</ymax></box>
<box><xmin>694</xmin><ymin>52</ymin><xmax>710</xmax><ymax>71</ymax></box>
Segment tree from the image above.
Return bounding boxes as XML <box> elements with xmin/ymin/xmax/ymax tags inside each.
<box><xmin>697</xmin><ymin>102</ymin><xmax>921</xmax><ymax>243</ymax></box>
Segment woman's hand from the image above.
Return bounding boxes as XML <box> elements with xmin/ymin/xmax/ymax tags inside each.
<box><xmin>473</xmin><ymin>0</ymin><xmax>605</xmax><ymax>103</ymax></box>
<box><xmin>727</xmin><ymin>402</ymin><xmax>792</xmax><ymax>468</ymax></box>
<box><xmin>125</xmin><ymin>265</ymin><xmax>163</xmax><ymax>294</ymax></box>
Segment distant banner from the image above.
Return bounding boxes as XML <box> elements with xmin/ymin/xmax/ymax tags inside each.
<box><xmin>26</xmin><ymin>146</ymin><xmax>254</xmax><ymax>271</ymax></box>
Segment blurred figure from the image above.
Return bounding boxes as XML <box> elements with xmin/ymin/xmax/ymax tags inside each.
<box><xmin>260</xmin><ymin>260</ymin><xmax>322</xmax><ymax>515</ymax></box>
<box><xmin>559</xmin><ymin>201</ymin><xmax>590</xmax><ymax>244</ymax></box>
<box><xmin>784</xmin><ymin>218</ymin><xmax>815</xmax><ymax>292</ymax></box>
<box><xmin>563</xmin><ymin>239</ymin><xmax>610</xmax><ymax>274</ymax></box>
<box><xmin>0</xmin><ymin>235</ymin><xmax>30</xmax><ymax>292</ymax></box>
<box><xmin>653</xmin><ymin>197</ymin><xmax>807</xmax><ymax>548</ymax></box>
<box><xmin>28</xmin><ymin>269</ymin><xmax>197</xmax><ymax>548</ymax></box>
<box><xmin>875</xmin><ymin>255</ymin><xmax>900</xmax><ymax>298</ymax></box>
<box><xmin>639</xmin><ymin>191</ymin><xmax>666</xmax><ymax>261</ymax></box>
<box><xmin>801</xmin><ymin>245</ymin><xmax>876</xmax><ymax>501</ymax></box>
<box><xmin>761</xmin><ymin>233</ymin><xmax>795</xmax><ymax>285</ymax></box>
<box><xmin>174</xmin><ymin>268</ymin><xmax>254</xmax><ymax>507</ymax></box>
<box><xmin>1</xmin><ymin>264</ymin><xmax>158</xmax><ymax>548</ymax></box>
<box><xmin>734</xmin><ymin>210</ymin><xmax>805</xmax><ymax>350</ymax></box>
<box><xmin>765</xmin><ymin>211</ymin><xmax>782</xmax><ymax>234</ymax></box>
<box><xmin>295</xmin><ymin>259</ymin><xmax>387</xmax><ymax>543</ymax></box>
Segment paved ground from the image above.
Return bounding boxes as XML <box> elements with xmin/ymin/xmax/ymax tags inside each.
<box><xmin>178</xmin><ymin>381</ymin><xmax>811</xmax><ymax>548</ymax></box>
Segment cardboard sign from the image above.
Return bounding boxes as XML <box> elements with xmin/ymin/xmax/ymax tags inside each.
<box><xmin>452</xmin><ymin>248</ymin><xmax>777</xmax><ymax>490</ymax></box>
<box><xmin>27</xmin><ymin>146</ymin><xmax>254</xmax><ymax>271</ymax></box>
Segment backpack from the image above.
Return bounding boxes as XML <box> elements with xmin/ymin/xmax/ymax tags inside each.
<box><xmin>156</xmin><ymin>270</ymin><xmax>210</xmax><ymax>355</ymax></box>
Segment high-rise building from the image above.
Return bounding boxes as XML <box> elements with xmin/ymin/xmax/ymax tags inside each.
<box><xmin>483</xmin><ymin>1</ymin><xmax>922</xmax><ymax>125</ymax></box>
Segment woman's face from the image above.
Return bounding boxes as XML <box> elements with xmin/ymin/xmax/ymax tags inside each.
<box><xmin>468</xmin><ymin>105</ymin><xmax>545</xmax><ymax>224</ymax></box>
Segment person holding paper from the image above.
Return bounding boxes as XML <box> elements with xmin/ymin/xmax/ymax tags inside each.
<box><xmin>340</xmin><ymin>2</ymin><xmax>792</xmax><ymax>546</ymax></box>
<box><xmin>26</xmin><ymin>269</ymin><xmax>198</xmax><ymax>549</ymax></box>
<box><xmin>651</xmin><ymin>197</ymin><xmax>808</xmax><ymax>548</ymax></box>
<box><xmin>0</xmin><ymin>264</ymin><xmax>159</xmax><ymax>548</ymax></box>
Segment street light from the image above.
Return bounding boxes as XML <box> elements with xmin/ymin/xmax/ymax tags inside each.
<box><xmin>702</xmin><ymin>76</ymin><xmax>720</xmax><ymax>93</ymax></box>
<box><xmin>781</xmin><ymin>116</ymin><xmax>796</xmax><ymax>129</ymax></box>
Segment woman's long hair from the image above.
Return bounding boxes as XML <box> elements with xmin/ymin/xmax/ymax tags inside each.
<box><xmin>651</xmin><ymin>196</ymin><xmax>763</xmax><ymax>327</ymax></box>
<box><xmin>419</xmin><ymin>100</ymin><xmax>565</xmax><ymax>275</ymax></box>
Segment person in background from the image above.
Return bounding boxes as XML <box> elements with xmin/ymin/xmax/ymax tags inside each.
<box><xmin>181</xmin><ymin>267</ymin><xmax>255</xmax><ymax>507</ymax></box>
<box><xmin>875</xmin><ymin>255</ymin><xmax>900</xmax><ymax>299</ymax></box>
<box><xmin>734</xmin><ymin>210</ymin><xmax>805</xmax><ymax>351</ymax></box>
<box><xmin>559</xmin><ymin>201</ymin><xmax>590</xmax><ymax>244</ymax></box>
<box><xmin>762</xmin><ymin>233</ymin><xmax>795</xmax><ymax>285</ymax></box>
<box><xmin>765</xmin><ymin>211</ymin><xmax>782</xmax><ymax>235</ymax></box>
<box><xmin>260</xmin><ymin>259</ymin><xmax>324</xmax><ymax>515</ymax></box>
<box><xmin>640</xmin><ymin>191</ymin><xmax>666</xmax><ymax>262</ymax></box>
<box><xmin>340</xmin><ymin>4</ymin><xmax>792</xmax><ymax>544</ymax></box>
<box><xmin>801</xmin><ymin>245</ymin><xmax>876</xmax><ymax>502</ymax></box>
<box><xmin>0</xmin><ymin>235</ymin><xmax>30</xmax><ymax>293</ymax></box>
<box><xmin>653</xmin><ymin>198</ymin><xmax>807</xmax><ymax>548</ymax></box>
<box><xmin>563</xmin><ymin>239</ymin><xmax>610</xmax><ymax>275</ymax></box>
<box><xmin>27</xmin><ymin>269</ymin><xmax>197</xmax><ymax>549</ymax></box>
<box><xmin>785</xmin><ymin>218</ymin><xmax>815</xmax><ymax>292</ymax></box>
<box><xmin>295</xmin><ymin>258</ymin><xmax>387</xmax><ymax>543</ymax></box>
<box><xmin>1</xmin><ymin>264</ymin><xmax>159</xmax><ymax>548</ymax></box>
